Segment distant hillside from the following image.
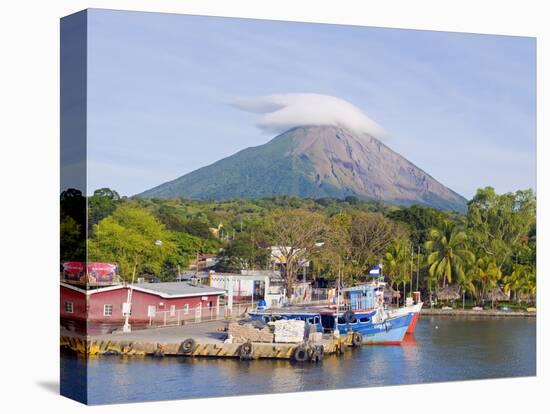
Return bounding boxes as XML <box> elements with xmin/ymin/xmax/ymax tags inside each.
<box><xmin>138</xmin><ymin>126</ymin><xmax>467</xmax><ymax>212</ymax></box>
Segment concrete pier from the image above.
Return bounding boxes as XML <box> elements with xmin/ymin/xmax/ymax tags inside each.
<box><xmin>60</xmin><ymin>321</ymin><xmax>351</xmax><ymax>361</ymax></box>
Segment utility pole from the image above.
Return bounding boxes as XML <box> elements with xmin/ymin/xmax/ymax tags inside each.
<box><xmin>123</xmin><ymin>240</ymin><xmax>162</xmax><ymax>333</ymax></box>
<box><xmin>334</xmin><ymin>257</ymin><xmax>342</xmax><ymax>338</ymax></box>
<box><xmin>195</xmin><ymin>251</ymin><xmax>200</xmax><ymax>276</ymax></box>
<box><xmin>410</xmin><ymin>246</ymin><xmax>414</xmax><ymax>300</ymax></box>
<box><xmin>123</xmin><ymin>262</ymin><xmax>137</xmax><ymax>333</ymax></box>
<box><xmin>416</xmin><ymin>246</ymin><xmax>420</xmax><ymax>292</ymax></box>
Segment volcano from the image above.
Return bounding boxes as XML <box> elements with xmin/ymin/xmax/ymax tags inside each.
<box><xmin>137</xmin><ymin>126</ymin><xmax>467</xmax><ymax>212</ymax></box>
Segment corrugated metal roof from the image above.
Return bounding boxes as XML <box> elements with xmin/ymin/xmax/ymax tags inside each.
<box><xmin>133</xmin><ymin>282</ymin><xmax>225</xmax><ymax>297</ymax></box>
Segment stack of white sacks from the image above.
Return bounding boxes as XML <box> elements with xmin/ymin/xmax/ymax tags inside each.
<box><xmin>273</xmin><ymin>319</ymin><xmax>305</xmax><ymax>343</ymax></box>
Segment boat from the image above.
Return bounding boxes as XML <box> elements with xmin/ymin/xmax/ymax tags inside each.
<box><xmin>249</xmin><ymin>282</ymin><xmax>414</xmax><ymax>345</ymax></box>
<box><xmin>249</xmin><ymin>306</ymin><xmax>412</xmax><ymax>345</ymax></box>
<box><xmin>330</xmin><ymin>308</ymin><xmax>413</xmax><ymax>345</ymax></box>
<box><xmin>387</xmin><ymin>302</ymin><xmax>423</xmax><ymax>334</ymax></box>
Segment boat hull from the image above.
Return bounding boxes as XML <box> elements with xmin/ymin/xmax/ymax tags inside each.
<box><xmin>388</xmin><ymin>302</ymin><xmax>423</xmax><ymax>334</ymax></box>
<box><xmin>407</xmin><ymin>312</ymin><xmax>420</xmax><ymax>334</ymax></box>
<box><xmin>337</xmin><ymin>312</ymin><xmax>413</xmax><ymax>345</ymax></box>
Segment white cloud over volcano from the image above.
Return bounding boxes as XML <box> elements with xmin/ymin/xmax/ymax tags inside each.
<box><xmin>230</xmin><ymin>93</ymin><xmax>385</xmax><ymax>138</ymax></box>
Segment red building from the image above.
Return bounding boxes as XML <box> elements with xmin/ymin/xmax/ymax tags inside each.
<box><xmin>60</xmin><ymin>282</ymin><xmax>226</xmax><ymax>333</ymax></box>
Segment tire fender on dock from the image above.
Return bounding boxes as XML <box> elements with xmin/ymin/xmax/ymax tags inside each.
<box><xmin>153</xmin><ymin>343</ymin><xmax>165</xmax><ymax>358</ymax></box>
<box><xmin>310</xmin><ymin>345</ymin><xmax>324</xmax><ymax>363</ymax></box>
<box><xmin>239</xmin><ymin>342</ymin><xmax>254</xmax><ymax>360</ymax></box>
<box><xmin>292</xmin><ymin>345</ymin><xmax>309</xmax><ymax>362</ymax></box>
<box><xmin>351</xmin><ymin>331</ymin><xmax>363</xmax><ymax>347</ymax></box>
<box><xmin>179</xmin><ymin>338</ymin><xmax>197</xmax><ymax>354</ymax></box>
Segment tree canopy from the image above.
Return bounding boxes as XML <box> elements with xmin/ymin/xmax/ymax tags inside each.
<box><xmin>88</xmin><ymin>205</ymin><xmax>175</xmax><ymax>280</ymax></box>
<box><xmin>73</xmin><ymin>187</ymin><xmax>536</xmax><ymax>305</ymax></box>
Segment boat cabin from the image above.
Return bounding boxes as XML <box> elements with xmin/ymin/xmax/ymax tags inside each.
<box><xmin>339</xmin><ymin>283</ymin><xmax>384</xmax><ymax>311</ymax></box>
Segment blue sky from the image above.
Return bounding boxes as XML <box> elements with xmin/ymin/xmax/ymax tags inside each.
<box><xmin>86</xmin><ymin>9</ymin><xmax>536</xmax><ymax>199</ymax></box>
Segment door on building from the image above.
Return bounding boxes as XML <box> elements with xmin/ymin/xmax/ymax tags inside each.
<box><xmin>195</xmin><ymin>304</ymin><xmax>202</xmax><ymax>322</ymax></box>
<box><xmin>253</xmin><ymin>280</ymin><xmax>265</xmax><ymax>298</ymax></box>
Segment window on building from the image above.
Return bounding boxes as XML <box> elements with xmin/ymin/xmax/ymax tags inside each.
<box><xmin>170</xmin><ymin>305</ymin><xmax>176</xmax><ymax>317</ymax></box>
<box><xmin>65</xmin><ymin>302</ymin><xmax>73</xmax><ymax>313</ymax></box>
<box><xmin>104</xmin><ymin>304</ymin><xmax>113</xmax><ymax>316</ymax></box>
<box><xmin>183</xmin><ymin>304</ymin><xmax>189</xmax><ymax>315</ymax></box>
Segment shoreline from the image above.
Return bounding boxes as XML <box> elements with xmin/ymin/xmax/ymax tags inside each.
<box><xmin>420</xmin><ymin>308</ymin><xmax>536</xmax><ymax>317</ymax></box>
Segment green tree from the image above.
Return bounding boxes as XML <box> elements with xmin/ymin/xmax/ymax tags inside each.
<box><xmin>383</xmin><ymin>238</ymin><xmax>413</xmax><ymax>304</ymax></box>
<box><xmin>503</xmin><ymin>263</ymin><xmax>535</xmax><ymax>305</ymax></box>
<box><xmin>313</xmin><ymin>213</ymin><xmax>352</xmax><ymax>282</ymax></box>
<box><xmin>154</xmin><ymin>204</ymin><xmax>188</xmax><ymax>233</ymax></box>
<box><xmin>88</xmin><ymin>205</ymin><xmax>175</xmax><ymax>280</ymax></box>
<box><xmin>60</xmin><ymin>188</ymin><xmax>86</xmax><ymax>262</ymax></box>
<box><xmin>219</xmin><ymin>233</ymin><xmax>269</xmax><ymax>272</ymax></box>
<box><xmin>88</xmin><ymin>188</ymin><xmax>121</xmax><ymax>231</ymax></box>
<box><xmin>162</xmin><ymin>232</ymin><xmax>222</xmax><ymax>277</ymax></box>
<box><xmin>469</xmin><ymin>256</ymin><xmax>502</xmax><ymax>306</ymax></box>
<box><xmin>60</xmin><ymin>214</ymin><xmax>85</xmax><ymax>261</ymax></box>
<box><xmin>349</xmin><ymin>212</ymin><xmax>406</xmax><ymax>279</ymax></box>
<box><xmin>467</xmin><ymin>187</ymin><xmax>535</xmax><ymax>269</ymax></box>
<box><xmin>344</xmin><ymin>195</ymin><xmax>360</xmax><ymax>205</ymax></box>
<box><xmin>424</xmin><ymin>221</ymin><xmax>475</xmax><ymax>289</ymax></box>
<box><xmin>517</xmin><ymin>267</ymin><xmax>536</xmax><ymax>305</ymax></box>
<box><xmin>458</xmin><ymin>266</ymin><xmax>477</xmax><ymax>309</ymax></box>
<box><xmin>388</xmin><ymin>204</ymin><xmax>449</xmax><ymax>245</ymax></box>
<box><xmin>92</xmin><ymin>188</ymin><xmax>120</xmax><ymax>200</ymax></box>
<box><xmin>182</xmin><ymin>218</ymin><xmax>214</xmax><ymax>239</ymax></box>
<box><xmin>263</xmin><ymin>209</ymin><xmax>326</xmax><ymax>298</ymax></box>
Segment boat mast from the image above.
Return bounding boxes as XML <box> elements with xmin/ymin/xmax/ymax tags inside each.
<box><xmin>416</xmin><ymin>246</ymin><xmax>420</xmax><ymax>292</ymax></box>
<box><xmin>410</xmin><ymin>246</ymin><xmax>414</xmax><ymax>300</ymax></box>
<box><xmin>335</xmin><ymin>256</ymin><xmax>342</xmax><ymax>335</ymax></box>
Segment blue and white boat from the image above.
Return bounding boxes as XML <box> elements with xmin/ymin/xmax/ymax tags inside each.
<box><xmin>249</xmin><ymin>282</ymin><xmax>414</xmax><ymax>345</ymax></box>
<box><xmin>330</xmin><ymin>282</ymin><xmax>414</xmax><ymax>344</ymax></box>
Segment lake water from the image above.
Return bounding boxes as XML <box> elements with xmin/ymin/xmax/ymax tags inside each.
<box><xmin>60</xmin><ymin>316</ymin><xmax>536</xmax><ymax>404</ymax></box>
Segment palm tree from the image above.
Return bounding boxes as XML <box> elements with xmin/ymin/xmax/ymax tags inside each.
<box><xmin>470</xmin><ymin>256</ymin><xmax>502</xmax><ymax>307</ymax></box>
<box><xmin>518</xmin><ymin>270</ymin><xmax>536</xmax><ymax>306</ymax></box>
<box><xmin>424</xmin><ymin>221</ymin><xmax>475</xmax><ymax>290</ymax></box>
<box><xmin>504</xmin><ymin>264</ymin><xmax>535</xmax><ymax>305</ymax></box>
<box><xmin>425</xmin><ymin>272</ymin><xmax>438</xmax><ymax>308</ymax></box>
<box><xmin>458</xmin><ymin>267</ymin><xmax>477</xmax><ymax>309</ymax></box>
<box><xmin>502</xmin><ymin>264</ymin><xmax>522</xmax><ymax>303</ymax></box>
<box><xmin>383</xmin><ymin>239</ymin><xmax>411</xmax><ymax>306</ymax></box>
